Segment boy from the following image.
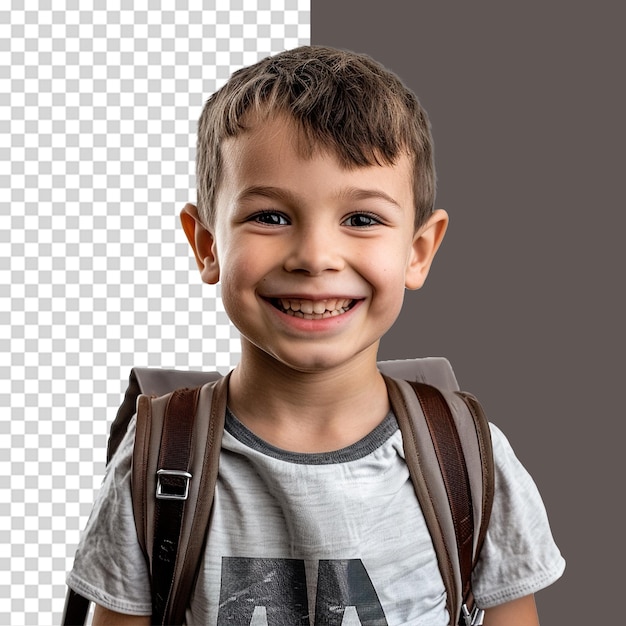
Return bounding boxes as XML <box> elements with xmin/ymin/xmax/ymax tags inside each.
<box><xmin>67</xmin><ymin>46</ymin><xmax>564</xmax><ymax>624</ymax></box>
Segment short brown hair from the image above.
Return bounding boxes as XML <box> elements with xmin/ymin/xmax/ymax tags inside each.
<box><xmin>196</xmin><ymin>46</ymin><xmax>435</xmax><ymax>228</ymax></box>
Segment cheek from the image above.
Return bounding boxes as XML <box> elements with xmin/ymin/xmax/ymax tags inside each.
<box><xmin>217</xmin><ymin>241</ymin><xmax>258</xmax><ymax>284</ymax></box>
<box><xmin>366</xmin><ymin>250</ymin><xmax>410</xmax><ymax>290</ymax></box>
<box><xmin>217</xmin><ymin>253</ymin><xmax>263</xmax><ymax>319</ymax></box>
<box><xmin>219</xmin><ymin>279</ymin><xmax>250</xmax><ymax>337</ymax></box>
<box><xmin>365</xmin><ymin>262</ymin><xmax>407</xmax><ymax>320</ymax></box>
<box><xmin>374</xmin><ymin>256</ymin><xmax>411</xmax><ymax>311</ymax></box>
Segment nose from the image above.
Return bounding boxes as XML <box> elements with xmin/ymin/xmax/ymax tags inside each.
<box><xmin>283</xmin><ymin>223</ymin><xmax>345</xmax><ymax>275</ymax></box>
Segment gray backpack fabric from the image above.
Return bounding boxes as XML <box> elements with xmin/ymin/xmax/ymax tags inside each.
<box><xmin>63</xmin><ymin>358</ymin><xmax>494</xmax><ymax>626</ymax></box>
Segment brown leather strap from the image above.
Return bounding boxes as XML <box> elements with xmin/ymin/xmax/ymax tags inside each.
<box><xmin>386</xmin><ymin>375</ymin><xmax>488</xmax><ymax>624</ymax></box>
<box><xmin>60</xmin><ymin>589</ymin><xmax>90</xmax><ymax>626</ymax></box>
<box><xmin>166</xmin><ymin>374</ymin><xmax>229</xmax><ymax>625</ymax></box>
<box><xmin>132</xmin><ymin>395</ymin><xmax>151</xmax><ymax>566</ymax></box>
<box><xmin>108</xmin><ymin>368</ymin><xmax>222</xmax><ymax>465</ymax></box>
<box><xmin>407</xmin><ymin>382</ymin><xmax>475</xmax><ymax>607</ymax></box>
<box><xmin>457</xmin><ymin>392</ymin><xmax>495</xmax><ymax>570</ymax></box>
<box><xmin>151</xmin><ymin>387</ymin><xmax>201</xmax><ymax>625</ymax></box>
<box><xmin>386</xmin><ymin>376</ymin><xmax>459</xmax><ymax>620</ymax></box>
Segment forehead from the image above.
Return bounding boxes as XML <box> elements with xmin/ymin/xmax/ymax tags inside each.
<box><xmin>218</xmin><ymin>115</ymin><xmax>414</xmax><ymax>210</ymax></box>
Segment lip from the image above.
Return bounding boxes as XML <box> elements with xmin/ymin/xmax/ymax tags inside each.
<box><xmin>262</xmin><ymin>293</ymin><xmax>362</xmax><ymax>300</ymax></box>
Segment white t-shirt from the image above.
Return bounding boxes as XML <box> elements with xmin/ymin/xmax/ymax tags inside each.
<box><xmin>67</xmin><ymin>410</ymin><xmax>565</xmax><ymax>625</ymax></box>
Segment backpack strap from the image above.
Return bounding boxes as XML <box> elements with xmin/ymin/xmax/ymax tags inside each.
<box><xmin>149</xmin><ymin>386</ymin><xmax>201</xmax><ymax>624</ymax></box>
<box><xmin>62</xmin><ymin>368</ymin><xmax>224</xmax><ymax>626</ymax></box>
<box><xmin>60</xmin><ymin>590</ymin><xmax>90</xmax><ymax>626</ymax></box>
<box><xmin>108</xmin><ymin>368</ymin><xmax>222</xmax><ymax>463</ymax></box>
<box><xmin>384</xmin><ymin>376</ymin><xmax>494</xmax><ymax>626</ymax></box>
<box><xmin>132</xmin><ymin>372</ymin><xmax>230</xmax><ymax>626</ymax></box>
<box><xmin>455</xmin><ymin>391</ymin><xmax>495</xmax><ymax>625</ymax></box>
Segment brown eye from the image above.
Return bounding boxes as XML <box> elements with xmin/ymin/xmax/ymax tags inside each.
<box><xmin>343</xmin><ymin>213</ymin><xmax>380</xmax><ymax>227</ymax></box>
<box><xmin>252</xmin><ymin>211</ymin><xmax>289</xmax><ymax>225</ymax></box>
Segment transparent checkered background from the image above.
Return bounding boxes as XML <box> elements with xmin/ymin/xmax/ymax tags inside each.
<box><xmin>0</xmin><ymin>2</ymin><xmax>309</xmax><ymax>623</ymax></box>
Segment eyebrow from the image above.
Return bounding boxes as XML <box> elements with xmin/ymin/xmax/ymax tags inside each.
<box><xmin>338</xmin><ymin>186</ymin><xmax>403</xmax><ymax>210</ymax></box>
<box><xmin>237</xmin><ymin>185</ymin><xmax>403</xmax><ymax>209</ymax></box>
<box><xmin>236</xmin><ymin>186</ymin><xmax>298</xmax><ymax>205</ymax></box>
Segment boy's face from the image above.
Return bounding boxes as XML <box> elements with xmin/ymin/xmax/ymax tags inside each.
<box><xmin>183</xmin><ymin>116</ymin><xmax>447</xmax><ymax>374</ymax></box>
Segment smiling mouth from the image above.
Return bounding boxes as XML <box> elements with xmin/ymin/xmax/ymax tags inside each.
<box><xmin>270</xmin><ymin>298</ymin><xmax>356</xmax><ymax>320</ymax></box>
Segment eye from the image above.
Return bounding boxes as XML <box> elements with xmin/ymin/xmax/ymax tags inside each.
<box><xmin>342</xmin><ymin>213</ymin><xmax>382</xmax><ymax>228</ymax></box>
<box><xmin>250</xmin><ymin>211</ymin><xmax>290</xmax><ymax>226</ymax></box>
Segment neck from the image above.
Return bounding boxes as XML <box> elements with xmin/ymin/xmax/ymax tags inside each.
<box><xmin>227</xmin><ymin>344</ymin><xmax>390</xmax><ymax>452</ymax></box>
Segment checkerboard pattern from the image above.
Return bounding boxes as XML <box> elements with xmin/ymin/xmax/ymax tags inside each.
<box><xmin>0</xmin><ymin>2</ymin><xmax>310</xmax><ymax>623</ymax></box>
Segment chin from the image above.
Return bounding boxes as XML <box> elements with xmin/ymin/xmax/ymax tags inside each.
<box><xmin>272</xmin><ymin>343</ymin><xmax>380</xmax><ymax>376</ymax></box>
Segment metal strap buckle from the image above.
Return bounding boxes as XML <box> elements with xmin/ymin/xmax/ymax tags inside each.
<box><xmin>156</xmin><ymin>469</ymin><xmax>192</xmax><ymax>501</ymax></box>
<box><xmin>461</xmin><ymin>604</ymin><xmax>485</xmax><ymax>626</ymax></box>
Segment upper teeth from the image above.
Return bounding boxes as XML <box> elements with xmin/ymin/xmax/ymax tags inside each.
<box><xmin>278</xmin><ymin>298</ymin><xmax>353</xmax><ymax>317</ymax></box>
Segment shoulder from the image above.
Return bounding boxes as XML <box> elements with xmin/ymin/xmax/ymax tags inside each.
<box><xmin>488</xmin><ymin>423</ymin><xmax>550</xmax><ymax>507</ymax></box>
<box><xmin>487</xmin><ymin>421</ymin><xmax>557</xmax><ymax>534</ymax></box>
<box><xmin>66</xmin><ymin>415</ymin><xmax>152</xmax><ymax>613</ymax></box>
<box><xmin>472</xmin><ymin>422</ymin><xmax>565</xmax><ymax>607</ymax></box>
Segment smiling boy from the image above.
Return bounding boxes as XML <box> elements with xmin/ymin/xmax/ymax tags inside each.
<box><xmin>68</xmin><ymin>46</ymin><xmax>564</xmax><ymax>625</ymax></box>
<box><xmin>182</xmin><ymin>112</ymin><xmax>445</xmax><ymax>453</ymax></box>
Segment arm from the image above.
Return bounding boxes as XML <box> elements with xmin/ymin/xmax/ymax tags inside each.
<box><xmin>92</xmin><ymin>604</ymin><xmax>151</xmax><ymax>626</ymax></box>
<box><xmin>482</xmin><ymin>594</ymin><xmax>539</xmax><ymax>626</ymax></box>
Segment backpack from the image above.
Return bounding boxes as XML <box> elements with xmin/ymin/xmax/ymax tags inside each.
<box><xmin>63</xmin><ymin>358</ymin><xmax>494</xmax><ymax>626</ymax></box>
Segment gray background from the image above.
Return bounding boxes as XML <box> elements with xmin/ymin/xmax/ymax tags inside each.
<box><xmin>312</xmin><ymin>1</ymin><xmax>624</xmax><ymax>623</ymax></box>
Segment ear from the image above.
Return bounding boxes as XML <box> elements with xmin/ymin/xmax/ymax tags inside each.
<box><xmin>180</xmin><ymin>203</ymin><xmax>220</xmax><ymax>284</ymax></box>
<box><xmin>405</xmin><ymin>209</ymin><xmax>449</xmax><ymax>290</ymax></box>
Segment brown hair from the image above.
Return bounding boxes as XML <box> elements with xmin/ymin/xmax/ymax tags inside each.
<box><xmin>196</xmin><ymin>46</ymin><xmax>435</xmax><ymax>228</ymax></box>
